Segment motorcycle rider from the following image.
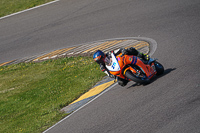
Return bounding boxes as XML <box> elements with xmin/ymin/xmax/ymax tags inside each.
<box><xmin>93</xmin><ymin>47</ymin><xmax>149</xmax><ymax>87</ymax></box>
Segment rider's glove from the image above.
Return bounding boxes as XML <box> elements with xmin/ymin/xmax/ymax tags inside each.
<box><xmin>109</xmin><ymin>74</ymin><xmax>115</xmax><ymax>78</ymax></box>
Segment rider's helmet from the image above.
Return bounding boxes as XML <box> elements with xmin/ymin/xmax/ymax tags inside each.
<box><xmin>93</xmin><ymin>50</ymin><xmax>106</xmax><ymax>64</ymax></box>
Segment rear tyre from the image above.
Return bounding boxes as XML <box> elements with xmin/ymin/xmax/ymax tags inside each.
<box><xmin>125</xmin><ymin>70</ymin><xmax>150</xmax><ymax>84</ymax></box>
<box><xmin>154</xmin><ymin>61</ymin><xmax>164</xmax><ymax>75</ymax></box>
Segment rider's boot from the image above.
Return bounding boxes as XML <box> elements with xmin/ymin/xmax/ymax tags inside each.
<box><xmin>117</xmin><ymin>77</ymin><xmax>129</xmax><ymax>87</ymax></box>
<box><xmin>138</xmin><ymin>52</ymin><xmax>150</xmax><ymax>64</ymax></box>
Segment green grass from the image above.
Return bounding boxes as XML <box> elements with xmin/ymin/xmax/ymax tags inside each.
<box><xmin>0</xmin><ymin>0</ymin><xmax>54</xmax><ymax>17</ymax></box>
<box><xmin>0</xmin><ymin>56</ymin><xmax>106</xmax><ymax>133</ymax></box>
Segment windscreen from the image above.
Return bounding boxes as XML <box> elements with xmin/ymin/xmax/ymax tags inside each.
<box><xmin>104</xmin><ymin>55</ymin><xmax>112</xmax><ymax>66</ymax></box>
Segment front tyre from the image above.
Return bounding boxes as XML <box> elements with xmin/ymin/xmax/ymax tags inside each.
<box><xmin>154</xmin><ymin>61</ymin><xmax>164</xmax><ymax>75</ymax></box>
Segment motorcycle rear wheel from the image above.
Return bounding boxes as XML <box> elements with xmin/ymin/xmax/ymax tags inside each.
<box><xmin>125</xmin><ymin>70</ymin><xmax>150</xmax><ymax>84</ymax></box>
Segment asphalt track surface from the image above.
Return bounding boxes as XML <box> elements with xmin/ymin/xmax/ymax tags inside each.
<box><xmin>1</xmin><ymin>0</ymin><xmax>200</xmax><ymax>133</ymax></box>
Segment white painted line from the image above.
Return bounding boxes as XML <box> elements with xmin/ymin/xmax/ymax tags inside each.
<box><xmin>43</xmin><ymin>82</ymin><xmax>117</xmax><ymax>133</ymax></box>
<box><xmin>51</xmin><ymin>55</ymin><xmax>58</xmax><ymax>58</ymax></box>
<box><xmin>0</xmin><ymin>0</ymin><xmax>60</xmax><ymax>20</ymax></box>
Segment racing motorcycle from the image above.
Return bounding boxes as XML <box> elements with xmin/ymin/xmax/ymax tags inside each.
<box><xmin>105</xmin><ymin>53</ymin><xmax>164</xmax><ymax>84</ymax></box>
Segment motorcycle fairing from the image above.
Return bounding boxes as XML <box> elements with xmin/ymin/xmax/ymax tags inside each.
<box><xmin>106</xmin><ymin>53</ymin><xmax>158</xmax><ymax>82</ymax></box>
<box><xmin>105</xmin><ymin>53</ymin><xmax>121</xmax><ymax>72</ymax></box>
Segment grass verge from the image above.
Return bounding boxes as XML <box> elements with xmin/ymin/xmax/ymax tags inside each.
<box><xmin>0</xmin><ymin>0</ymin><xmax>54</xmax><ymax>18</ymax></box>
<box><xmin>0</xmin><ymin>56</ymin><xmax>106</xmax><ymax>132</ymax></box>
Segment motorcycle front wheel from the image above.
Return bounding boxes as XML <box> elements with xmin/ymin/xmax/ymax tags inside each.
<box><xmin>154</xmin><ymin>61</ymin><xmax>164</xmax><ymax>75</ymax></box>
